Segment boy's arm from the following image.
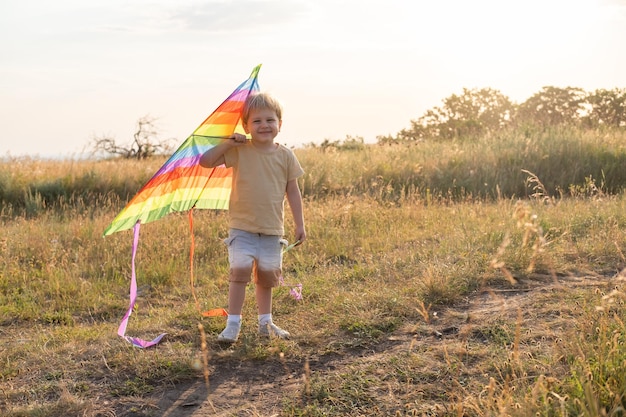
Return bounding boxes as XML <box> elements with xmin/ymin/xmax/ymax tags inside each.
<box><xmin>286</xmin><ymin>178</ymin><xmax>306</xmax><ymax>244</ymax></box>
<box><xmin>199</xmin><ymin>134</ymin><xmax>247</xmax><ymax>168</ymax></box>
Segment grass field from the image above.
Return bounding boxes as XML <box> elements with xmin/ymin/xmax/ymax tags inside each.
<box><xmin>1</xmin><ymin>129</ymin><xmax>626</xmax><ymax>416</ymax></box>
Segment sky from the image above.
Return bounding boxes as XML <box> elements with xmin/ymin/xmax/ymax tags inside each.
<box><xmin>1</xmin><ymin>0</ymin><xmax>626</xmax><ymax>158</ymax></box>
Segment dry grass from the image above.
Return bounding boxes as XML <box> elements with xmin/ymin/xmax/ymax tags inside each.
<box><xmin>1</xmin><ymin>137</ymin><xmax>626</xmax><ymax>416</ymax></box>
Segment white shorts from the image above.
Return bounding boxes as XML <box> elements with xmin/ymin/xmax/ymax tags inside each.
<box><xmin>224</xmin><ymin>228</ymin><xmax>287</xmax><ymax>287</ymax></box>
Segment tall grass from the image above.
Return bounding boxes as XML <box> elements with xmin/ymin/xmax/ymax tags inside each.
<box><xmin>299</xmin><ymin>127</ymin><xmax>626</xmax><ymax>202</ymax></box>
<box><xmin>1</xmin><ymin>127</ymin><xmax>625</xmax><ymax>219</ymax></box>
<box><xmin>0</xmin><ymin>157</ymin><xmax>167</xmax><ymax>218</ymax></box>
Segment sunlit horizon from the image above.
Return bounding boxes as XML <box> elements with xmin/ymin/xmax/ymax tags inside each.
<box><xmin>1</xmin><ymin>0</ymin><xmax>625</xmax><ymax>158</ymax></box>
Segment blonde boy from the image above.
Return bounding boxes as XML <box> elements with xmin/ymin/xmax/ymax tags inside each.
<box><xmin>200</xmin><ymin>92</ymin><xmax>306</xmax><ymax>342</ymax></box>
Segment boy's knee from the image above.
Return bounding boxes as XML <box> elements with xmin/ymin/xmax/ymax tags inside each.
<box><xmin>255</xmin><ymin>268</ymin><xmax>281</xmax><ymax>287</ymax></box>
<box><xmin>229</xmin><ymin>266</ymin><xmax>253</xmax><ymax>283</ymax></box>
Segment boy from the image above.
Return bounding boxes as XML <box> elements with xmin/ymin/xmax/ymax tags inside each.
<box><xmin>200</xmin><ymin>92</ymin><xmax>306</xmax><ymax>343</ymax></box>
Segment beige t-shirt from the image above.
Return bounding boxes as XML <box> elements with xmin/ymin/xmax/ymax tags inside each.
<box><xmin>224</xmin><ymin>143</ymin><xmax>304</xmax><ymax>235</ymax></box>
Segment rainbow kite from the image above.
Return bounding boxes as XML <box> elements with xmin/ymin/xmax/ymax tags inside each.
<box><xmin>105</xmin><ymin>65</ymin><xmax>261</xmax><ymax>348</ymax></box>
<box><xmin>104</xmin><ymin>64</ymin><xmax>261</xmax><ymax>236</ymax></box>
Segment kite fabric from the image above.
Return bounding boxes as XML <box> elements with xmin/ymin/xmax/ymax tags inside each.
<box><xmin>105</xmin><ymin>65</ymin><xmax>261</xmax><ymax>348</ymax></box>
<box><xmin>103</xmin><ymin>64</ymin><xmax>261</xmax><ymax>236</ymax></box>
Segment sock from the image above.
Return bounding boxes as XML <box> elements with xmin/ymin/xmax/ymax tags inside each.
<box><xmin>227</xmin><ymin>314</ymin><xmax>242</xmax><ymax>324</ymax></box>
<box><xmin>258</xmin><ymin>313</ymin><xmax>272</xmax><ymax>326</ymax></box>
<box><xmin>219</xmin><ymin>314</ymin><xmax>241</xmax><ymax>342</ymax></box>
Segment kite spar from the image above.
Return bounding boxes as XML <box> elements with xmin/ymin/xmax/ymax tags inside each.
<box><xmin>104</xmin><ymin>65</ymin><xmax>261</xmax><ymax>348</ymax></box>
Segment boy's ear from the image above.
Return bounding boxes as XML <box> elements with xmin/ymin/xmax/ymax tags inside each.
<box><xmin>278</xmin><ymin>120</ymin><xmax>282</xmax><ymax>131</ymax></box>
<box><xmin>243</xmin><ymin>122</ymin><xmax>250</xmax><ymax>134</ymax></box>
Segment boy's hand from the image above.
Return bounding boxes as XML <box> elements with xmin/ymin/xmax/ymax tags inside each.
<box><xmin>230</xmin><ymin>133</ymin><xmax>248</xmax><ymax>145</ymax></box>
<box><xmin>294</xmin><ymin>227</ymin><xmax>306</xmax><ymax>245</ymax></box>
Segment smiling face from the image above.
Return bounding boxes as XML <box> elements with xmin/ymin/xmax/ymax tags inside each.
<box><xmin>243</xmin><ymin>107</ymin><xmax>282</xmax><ymax>148</ymax></box>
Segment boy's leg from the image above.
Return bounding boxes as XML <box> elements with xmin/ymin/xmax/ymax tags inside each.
<box><xmin>254</xmin><ymin>235</ymin><xmax>290</xmax><ymax>339</ymax></box>
<box><xmin>218</xmin><ymin>282</ymin><xmax>246</xmax><ymax>343</ymax></box>
<box><xmin>228</xmin><ymin>281</ymin><xmax>247</xmax><ymax>315</ymax></box>
<box><xmin>256</xmin><ymin>285</ymin><xmax>290</xmax><ymax>339</ymax></box>
<box><xmin>219</xmin><ymin>229</ymin><xmax>255</xmax><ymax>343</ymax></box>
<box><xmin>255</xmin><ymin>284</ymin><xmax>272</xmax><ymax>316</ymax></box>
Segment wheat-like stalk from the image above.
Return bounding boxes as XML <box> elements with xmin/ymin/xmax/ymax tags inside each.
<box><xmin>197</xmin><ymin>323</ymin><xmax>210</xmax><ymax>389</ymax></box>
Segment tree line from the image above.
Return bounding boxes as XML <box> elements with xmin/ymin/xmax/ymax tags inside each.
<box><xmin>93</xmin><ymin>87</ymin><xmax>625</xmax><ymax>157</ymax></box>
<box><xmin>377</xmin><ymin>86</ymin><xmax>626</xmax><ymax>144</ymax></box>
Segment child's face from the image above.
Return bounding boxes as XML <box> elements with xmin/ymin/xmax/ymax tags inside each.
<box><xmin>243</xmin><ymin>107</ymin><xmax>282</xmax><ymax>145</ymax></box>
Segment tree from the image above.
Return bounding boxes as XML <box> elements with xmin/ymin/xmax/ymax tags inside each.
<box><xmin>379</xmin><ymin>85</ymin><xmax>625</xmax><ymax>147</ymax></box>
<box><xmin>584</xmin><ymin>88</ymin><xmax>626</xmax><ymax>128</ymax></box>
<box><xmin>515</xmin><ymin>86</ymin><xmax>587</xmax><ymax>127</ymax></box>
<box><xmin>391</xmin><ymin>88</ymin><xmax>514</xmax><ymax>142</ymax></box>
<box><xmin>91</xmin><ymin>115</ymin><xmax>173</xmax><ymax>159</ymax></box>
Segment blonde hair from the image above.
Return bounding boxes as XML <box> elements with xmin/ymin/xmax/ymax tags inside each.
<box><xmin>242</xmin><ymin>92</ymin><xmax>283</xmax><ymax>125</ymax></box>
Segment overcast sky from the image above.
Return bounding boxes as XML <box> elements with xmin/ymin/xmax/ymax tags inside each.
<box><xmin>1</xmin><ymin>0</ymin><xmax>625</xmax><ymax>158</ymax></box>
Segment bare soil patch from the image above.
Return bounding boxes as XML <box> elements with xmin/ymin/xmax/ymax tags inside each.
<box><xmin>121</xmin><ymin>272</ymin><xmax>617</xmax><ymax>417</ymax></box>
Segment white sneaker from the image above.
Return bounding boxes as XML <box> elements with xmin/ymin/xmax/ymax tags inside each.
<box><xmin>259</xmin><ymin>322</ymin><xmax>290</xmax><ymax>339</ymax></box>
<box><xmin>217</xmin><ymin>320</ymin><xmax>241</xmax><ymax>343</ymax></box>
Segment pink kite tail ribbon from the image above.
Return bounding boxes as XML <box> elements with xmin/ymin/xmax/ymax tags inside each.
<box><xmin>117</xmin><ymin>222</ymin><xmax>167</xmax><ymax>348</ymax></box>
<box><xmin>278</xmin><ymin>275</ymin><xmax>303</xmax><ymax>301</ymax></box>
<box><xmin>289</xmin><ymin>283</ymin><xmax>303</xmax><ymax>300</ymax></box>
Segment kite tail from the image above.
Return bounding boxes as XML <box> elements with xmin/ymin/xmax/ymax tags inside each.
<box><xmin>189</xmin><ymin>209</ymin><xmax>229</xmax><ymax>318</ymax></box>
<box><xmin>118</xmin><ymin>222</ymin><xmax>167</xmax><ymax>348</ymax></box>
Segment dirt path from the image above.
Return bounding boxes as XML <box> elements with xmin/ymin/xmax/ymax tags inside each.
<box><xmin>129</xmin><ymin>272</ymin><xmax>621</xmax><ymax>417</ymax></box>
